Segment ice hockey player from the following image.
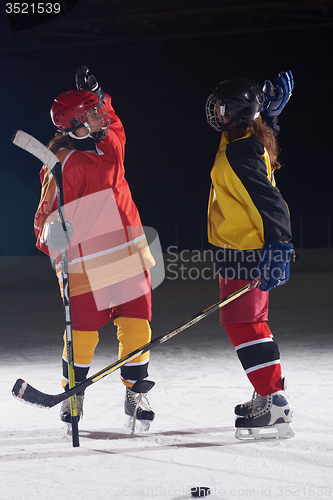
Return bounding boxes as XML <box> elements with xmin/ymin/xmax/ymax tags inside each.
<box><xmin>205</xmin><ymin>71</ymin><xmax>295</xmax><ymax>439</ymax></box>
<box><xmin>34</xmin><ymin>66</ymin><xmax>155</xmax><ymax>432</ymax></box>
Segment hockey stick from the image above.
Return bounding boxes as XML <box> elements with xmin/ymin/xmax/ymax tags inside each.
<box><xmin>12</xmin><ymin>278</ymin><xmax>261</xmax><ymax>409</ymax></box>
<box><xmin>12</xmin><ymin>130</ymin><xmax>80</xmax><ymax>447</ymax></box>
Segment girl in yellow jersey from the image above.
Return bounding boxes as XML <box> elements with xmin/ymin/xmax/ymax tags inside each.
<box><xmin>205</xmin><ymin>72</ymin><xmax>295</xmax><ymax>439</ymax></box>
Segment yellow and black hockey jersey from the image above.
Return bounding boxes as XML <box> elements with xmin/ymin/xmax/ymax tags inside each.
<box><xmin>208</xmin><ymin>130</ymin><xmax>292</xmax><ymax>278</ymax></box>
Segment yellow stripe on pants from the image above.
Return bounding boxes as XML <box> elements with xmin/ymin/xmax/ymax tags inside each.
<box><xmin>62</xmin><ymin>330</ymin><xmax>99</xmax><ymax>389</ymax></box>
<box><xmin>114</xmin><ymin>317</ymin><xmax>151</xmax><ymax>387</ymax></box>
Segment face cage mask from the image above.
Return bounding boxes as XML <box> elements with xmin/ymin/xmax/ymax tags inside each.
<box><xmin>68</xmin><ymin>102</ymin><xmax>111</xmax><ymax>141</ymax></box>
<box><xmin>205</xmin><ymin>93</ymin><xmax>260</xmax><ymax>132</ymax></box>
<box><xmin>205</xmin><ymin>93</ymin><xmax>231</xmax><ymax>132</ymax></box>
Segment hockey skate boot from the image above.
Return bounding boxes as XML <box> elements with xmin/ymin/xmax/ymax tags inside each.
<box><xmin>124</xmin><ymin>380</ymin><xmax>155</xmax><ymax>433</ymax></box>
<box><xmin>235</xmin><ymin>390</ymin><xmax>263</xmax><ymax>416</ymax></box>
<box><xmin>60</xmin><ymin>393</ymin><xmax>84</xmax><ymax>432</ymax></box>
<box><xmin>235</xmin><ymin>379</ymin><xmax>294</xmax><ymax>440</ymax></box>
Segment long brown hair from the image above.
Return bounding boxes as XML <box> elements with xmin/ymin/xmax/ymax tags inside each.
<box><xmin>47</xmin><ymin>133</ymin><xmax>75</xmax><ymax>153</ymax></box>
<box><xmin>230</xmin><ymin>120</ymin><xmax>281</xmax><ymax>171</ymax></box>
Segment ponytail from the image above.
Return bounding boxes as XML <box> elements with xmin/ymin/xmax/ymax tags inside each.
<box><xmin>47</xmin><ymin>133</ymin><xmax>75</xmax><ymax>153</ymax></box>
<box><xmin>231</xmin><ymin>120</ymin><xmax>281</xmax><ymax>171</ymax></box>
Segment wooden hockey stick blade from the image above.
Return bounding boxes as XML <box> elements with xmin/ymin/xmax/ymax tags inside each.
<box><xmin>12</xmin><ymin>279</ymin><xmax>261</xmax><ymax>409</ymax></box>
<box><xmin>11</xmin><ymin>130</ymin><xmax>66</xmax><ymax>226</ymax></box>
<box><xmin>12</xmin><ymin>130</ymin><xmax>59</xmax><ymax>171</ymax></box>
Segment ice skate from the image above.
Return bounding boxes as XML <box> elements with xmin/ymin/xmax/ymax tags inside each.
<box><xmin>60</xmin><ymin>394</ymin><xmax>84</xmax><ymax>433</ymax></box>
<box><xmin>235</xmin><ymin>379</ymin><xmax>294</xmax><ymax>440</ymax></box>
<box><xmin>124</xmin><ymin>380</ymin><xmax>155</xmax><ymax>433</ymax></box>
<box><xmin>234</xmin><ymin>390</ymin><xmax>258</xmax><ymax>416</ymax></box>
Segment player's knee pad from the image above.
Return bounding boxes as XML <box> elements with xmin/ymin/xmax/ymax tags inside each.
<box><xmin>225</xmin><ymin>321</ymin><xmax>272</xmax><ymax>347</ymax></box>
<box><xmin>114</xmin><ymin>317</ymin><xmax>151</xmax><ymax>361</ymax></box>
<box><xmin>62</xmin><ymin>329</ymin><xmax>99</xmax><ymax>365</ymax></box>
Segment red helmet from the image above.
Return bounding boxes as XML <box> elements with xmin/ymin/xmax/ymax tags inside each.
<box><xmin>50</xmin><ymin>89</ymin><xmax>110</xmax><ymax>140</ymax></box>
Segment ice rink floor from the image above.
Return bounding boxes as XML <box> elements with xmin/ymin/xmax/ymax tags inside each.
<box><xmin>1</xmin><ymin>271</ymin><xmax>332</xmax><ymax>499</ymax></box>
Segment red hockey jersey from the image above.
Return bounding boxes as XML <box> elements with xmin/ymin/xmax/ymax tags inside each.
<box><xmin>34</xmin><ymin>94</ymin><xmax>154</xmax><ymax>298</ymax></box>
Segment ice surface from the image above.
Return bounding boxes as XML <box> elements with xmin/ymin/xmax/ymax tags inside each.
<box><xmin>1</xmin><ymin>272</ymin><xmax>333</xmax><ymax>499</ymax></box>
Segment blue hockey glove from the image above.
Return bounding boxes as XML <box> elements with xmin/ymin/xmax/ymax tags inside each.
<box><xmin>258</xmin><ymin>241</ymin><xmax>293</xmax><ymax>291</ymax></box>
<box><xmin>44</xmin><ymin>220</ymin><xmax>73</xmax><ymax>250</ymax></box>
<box><xmin>261</xmin><ymin>70</ymin><xmax>294</xmax><ymax>117</ymax></box>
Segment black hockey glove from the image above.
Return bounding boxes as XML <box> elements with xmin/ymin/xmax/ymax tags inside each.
<box><xmin>44</xmin><ymin>220</ymin><xmax>73</xmax><ymax>250</ymax></box>
<box><xmin>258</xmin><ymin>241</ymin><xmax>293</xmax><ymax>291</ymax></box>
<box><xmin>75</xmin><ymin>65</ymin><xmax>105</xmax><ymax>102</ymax></box>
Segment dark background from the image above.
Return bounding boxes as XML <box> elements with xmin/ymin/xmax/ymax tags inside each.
<box><xmin>1</xmin><ymin>0</ymin><xmax>333</xmax><ymax>256</ymax></box>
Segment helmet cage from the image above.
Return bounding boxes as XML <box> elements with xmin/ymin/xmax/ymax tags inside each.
<box><xmin>51</xmin><ymin>90</ymin><xmax>111</xmax><ymax>141</ymax></box>
<box><xmin>206</xmin><ymin>78</ymin><xmax>264</xmax><ymax>132</ymax></box>
<box><xmin>206</xmin><ymin>93</ymin><xmax>225</xmax><ymax>131</ymax></box>
<box><xmin>68</xmin><ymin>102</ymin><xmax>111</xmax><ymax>141</ymax></box>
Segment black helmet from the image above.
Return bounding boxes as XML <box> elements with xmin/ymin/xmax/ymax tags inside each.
<box><xmin>206</xmin><ymin>78</ymin><xmax>265</xmax><ymax>132</ymax></box>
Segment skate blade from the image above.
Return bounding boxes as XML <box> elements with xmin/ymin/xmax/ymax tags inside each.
<box><xmin>63</xmin><ymin>421</ymin><xmax>81</xmax><ymax>435</ymax></box>
<box><xmin>235</xmin><ymin>423</ymin><xmax>294</xmax><ymax>441</ymax></box>
<box><xmin>124</xmin><ymin>415</ymin><xmax>152</xmax><ymax>433</ymax></box>
<box><xmin>64</xmin><ymin>422</ymin><xmax>72</xmax><ymax>435</ymax></box>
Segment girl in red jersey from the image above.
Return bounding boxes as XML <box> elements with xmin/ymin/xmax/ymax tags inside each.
<box><xmin>35</xmin><ymin>66</ymin><xmax>155</xmax><ymax>431</ymax></box>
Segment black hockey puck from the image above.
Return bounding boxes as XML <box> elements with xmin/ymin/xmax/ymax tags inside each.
<box><xmin>191</xmin><ymin>487</ymin><xmax>211</xmax><ymax>497</ymax></box>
